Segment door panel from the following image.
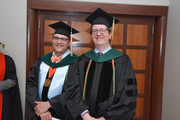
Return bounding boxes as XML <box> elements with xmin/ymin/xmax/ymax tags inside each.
<box><xmin>112</xmin><ymin>24</ymin><xmax>124</xmax><ymax>45</ymax></box>
<box><xmin>136</xmin><ymin>73</ymin><xmax>145</xmax><ymax>94</ymax></box>
<box><xmin>127</xmin><ymin>24</ymin><xmax>148</xmax><ymax>45</ymax></box>
<box><xmin>136</xmin><ymin>97</ymin><xmax>145</xmax><ymax>118</ymax></box>
<box><xmin>44</xmin><ymin>46</ymin><xmax>53</xmax><ymax>54</ymax></box>
<box><xmin>126</xmin><ymin>49</ymin><xmax>147</xmax><ymax>70</ymax></box>
<box><xmin>38</xmin><ymin>10</ymin><xmax>154</xmax><ymax>120</ymax></box>
<box><xmin>73</xmin><ymin>47</ymin><xmax>92</xmax><ymax>56</ymax></box>
<box><xmin>116</xmin><ymin>49</ymin><xmax>123</xmax><ymax>52</ymax></box>
<box><xmin>71</xmin><ymin>21</ymin><xmax>92</xmax><ymax>44</ymax></box>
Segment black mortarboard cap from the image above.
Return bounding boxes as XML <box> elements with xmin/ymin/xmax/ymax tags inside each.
<box><xmin>48</xmin><ymin>21</ymin><xmax>79</xmax><ymax>39</ymax></box>
<box><xmin>85</xmin><ymin>8</ymin><xmax>119</xmax><ymax>28</ymax></box>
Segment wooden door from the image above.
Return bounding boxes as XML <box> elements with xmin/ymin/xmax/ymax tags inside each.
<box><xmin>27</xmin><ymin>1</ymin><xmax>168</xmax><ymax>120</ymax></box>
<box><xmin>38</xmin><ymin>10</ymin><xmax>154</xmax><ymax>120</ymax></box>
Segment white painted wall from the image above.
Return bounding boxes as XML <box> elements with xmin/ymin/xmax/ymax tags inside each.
<box><xmin>162</xmin><ymin>0</ymin><xmax>180</xmax><ymax>119</ymax></box>
<box><xmin>2</xmin><ymin>0</ymin><xmax>179</xmax><ymax>120</ymax></box>
<box><xmin>68</xmin><ymin>0</ymin><xmax>169</xmax><ymax>6</ymax></box>
<box><xmin>0</xmin><ymin>0</ymin><xmax>26</xmax><ymax>119</ymax></box>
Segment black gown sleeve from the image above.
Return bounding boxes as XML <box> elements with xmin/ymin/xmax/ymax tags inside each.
<box><xmin>66</xmin><ymin>60</ymin><xmax>89</xmax><ymax>120</ymax></box>
<box><xmin>0</xmin><ymin>79</ymin><xmax>17</xmax><ymax>91</ymax></box>
<box><xmin>0</xmin><ymin>55</ymin><xmax>17</xmax><ymax>91</ymax></box>
<box><xmin>98</xmin><ymin>55</ymin><xmax>137</xmax><ymax>120</ymax></box>
<box><xmin>26</xmin><ymin>57</ymin><xmax>42</xmax><ymax>120</ymax></box>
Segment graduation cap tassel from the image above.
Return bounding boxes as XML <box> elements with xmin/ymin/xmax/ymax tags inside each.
<box><xmin>111</xmin><ymin>17</ymin><xmax>115</xmax><ymax>46</ymax></box>
<box><xmin>70</xmin><ymin>27</ymin><xmax>73</xmax><ymax>56</ymax></box>
<box><xmin>0</xmin><ymin>42</ymin><xmax>5</xmax><ymax>49</ymax></box>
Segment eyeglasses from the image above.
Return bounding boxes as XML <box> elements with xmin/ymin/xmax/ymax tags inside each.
<box><xmin>91</xmin><ymin>28</ymin><xmax>108</xmax><ymax>35</ymax></box>
<box><xmin>52</xmin><ymin>36</ymin><xmax>69</xmax><ymax>41</ymax></box>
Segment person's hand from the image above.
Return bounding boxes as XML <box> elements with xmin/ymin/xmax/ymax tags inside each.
<box><xmin>82</xmin><ymin>112</ymin><xmax>98</xmax><ymax>120</ymax></box>
<box><xmin>82</xmin><ymin>112</ymin><xmax>91</xmax><ymax>120</ymax></box>
<box><xmin>40</xmin><ymin>111</ymin><xmax>52</xmax><ymax>120</ymax></box>
<box><xmin>97</xmin><ymin>116</ymin><xmax>105</xmax><ymax>120</ymax></box>
<box><xmin>34</xmin><ymin>101</ymin><xmax>51</xmax><ymax>116</ymax></box>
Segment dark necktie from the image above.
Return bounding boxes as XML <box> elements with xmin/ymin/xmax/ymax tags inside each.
<box><xmin>97</xmin><ymin>52</ymin><xmax>103</xmax><ymax>56</ymax></box>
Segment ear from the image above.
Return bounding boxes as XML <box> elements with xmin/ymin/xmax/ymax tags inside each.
<box><xmin>109</xmin><ymin>32</ymin><xmax>112</xmax><ymax>39</ymax></box>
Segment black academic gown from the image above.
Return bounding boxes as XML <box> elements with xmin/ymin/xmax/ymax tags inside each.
<box><xmin>26</xmin><ymin>52</ymin><xmax>78</xmax><ymax>120</ymax></box>
<box><xmin>66</xmin><ymin>49</ymin><xmax>137</xmax><ymax>120</ymax></box>
<box><xmin>0</xmin><ymin>55</ymin><xmax>23</xmax><ymax>120</ymax></box>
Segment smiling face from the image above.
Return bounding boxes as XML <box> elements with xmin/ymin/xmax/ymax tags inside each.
<box><xmin>91</xmin><ymin>24</ymin><xmax>112</xmax><ymax>50</ymax></box>
<box><xmin>52</xmin><ymin>33</ymin><xmax>70</xmax><ymax>57</ymax></box>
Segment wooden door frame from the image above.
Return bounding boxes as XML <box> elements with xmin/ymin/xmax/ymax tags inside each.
<box><xmin>27</xmin><ymin>1</ymin><xmax>168</xmax><ymax>120</ymax></box>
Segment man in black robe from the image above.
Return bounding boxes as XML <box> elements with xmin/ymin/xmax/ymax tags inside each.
<box><xmin>0</xmin><ymin>48</ymin><xmax>23</xmax><ymax>120</ymax></box>
<box><xmin>26</xmin><ymin>21</ymin><xmax>79</xmax><ymax>120</ymax></box>
<box><xmin>66</xmin><ymin>8</ymin><xmax>137</xmax><ymax>120</ymax></box>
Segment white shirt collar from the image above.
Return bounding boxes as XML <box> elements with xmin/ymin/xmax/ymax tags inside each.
<box><xmin>95</xmin><ymin>46</ymin><xmax>111</xmax><ymax>54</ymax></box>
<box><xmin>52</xmin><ymin>49</ymin><xmax>70</xmax><ymax>59</ymax></box>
